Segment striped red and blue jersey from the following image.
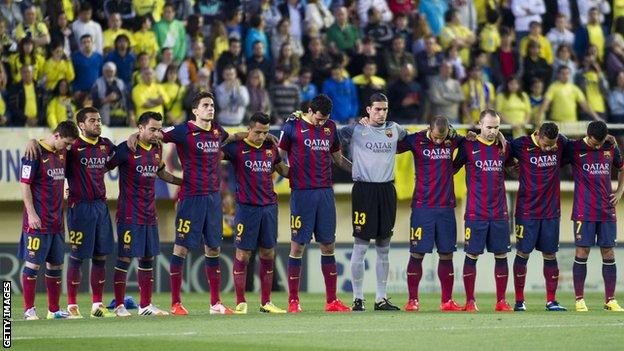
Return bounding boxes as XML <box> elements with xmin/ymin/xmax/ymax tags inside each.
<box><xmin>278</xmin><ymin>118</ymin><xmax>341</xmax><ymax>190</ymax></box>
<box><xmin>454</xmin><ymin>137</ymin><xmax>512</xmax><ymax>221</ymax></box>
<box><xmin>222</xmin><ymin>139</ymin><xmax>282</xmax><ymax>206</ymax></box>
<box><xmin>162</xmin><ymin>121</ymin><xmax>229</xmax><ymax>198</ymax></box>
<box><xmin>20</xmin><ymin>141</ymin><xmax>67</xmax><ymax>234</ymax></box>
<box><xmin>66</xmin><ymin>135</ymin><xmax>115</xmax><ymax>206</ymax></box>
<box><xmin>108</xmin><ymin>141</ymin><xmax>164</xmax><ymax>225</ymax></box>
<box><xmin>566</xmin><ymin>138</ymin><xmax>623</xmax><ymax>222</ymax></box>
<box><xmin>397</xmin><ymin>130</ymin><xmax>463</xmax><ymax>209</ymax></box>
<box><xmin>511</xmin><ymin>133</ymin><xmax>568</xmax><ymax>220</ymax></box>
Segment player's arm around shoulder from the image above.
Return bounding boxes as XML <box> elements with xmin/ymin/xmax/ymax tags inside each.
<box><xmin>106</xmin><ymin>141</ymin><xmax>128</xmax><ymax>170</ymax></box>
<box><xmin>331</xmin><ymin>150</ymin><xmax>352</xmax><ymax>173</ymax></box>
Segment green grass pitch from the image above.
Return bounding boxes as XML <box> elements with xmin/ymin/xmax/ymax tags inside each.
<box><xmin>9</xmin><ymin>292</ymin><xmax>624</xmax><ymax>350</ymax></box>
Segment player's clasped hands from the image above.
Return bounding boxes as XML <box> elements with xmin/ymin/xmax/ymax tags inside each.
<box><xmin>28</xmin><ymin>212</ymin><xmax>42</xmax><ymax>230</ymax></box>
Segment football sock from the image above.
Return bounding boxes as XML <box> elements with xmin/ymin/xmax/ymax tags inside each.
<box><xmin>463</xmin><ymin>256</ymin><xmax>477</xmax><ymax>302</ymax></box>
<box><xmin>321</xmin><ymin>254</ymin><xmax>338</xmax><ymax>303</ymax></box>
<box><xmin>407</xmin><ymin>256</ymin><xmax>423</xmax><ymax>301</ymax></box>
<box><xmin>233</xmin><ymin>258</ymin><xmax>247</xmax><ymax>304</ymax></box>
<box><xmin>288</xmin><ymin>256</ymin><xmax>302</xmax><ymax>302</ymax></box>
<box><xmin>170</xmin><ymin>254</ymin><xmax>184</xmax><ymax>305</ymax></box>
<box><xmin>204</xmin><ymin>255</ymin><xmax>221</xmax><ymax>306</ymax></box>
<box><xmin>113</xmin><ymin>260</ymin><xmax>130</xmax><ymax>308</ymax></box>
<box><xmin>495</xmin><ymin>257</ymin><xmax>509</xmax><ymax>302</ymax></box>
<box><xmin>259</xmin><ymin>258</ymin><xmax>274</xmax><ymax>306</ymax></box>
<box><xmin>543</xmin><ymin>258</ymin><xmax>559</xmax><ymax>302</ymax></box>
<box><xmin>45</xmin><ymin>268</ymin><xmax>62</xmax><ymax>312</ymax></box>
<box><xmin>438</xmin><ymin>259</ymin><xmax>454</xmax><ymax>303</ymax></box>
<box><xmin>513</xmin><ymin>255</ymin><xmax>528</xmax><ymax>302</ymax></box>
<box><xmin>138</xmin><ymin>259</ymin><xmax>154</xmax><ymax>308</ymax></box>
<box><xmin>375</xmin><ymin>241</ymin><xmax>390</xmax><ymax>302</ymax></box>
<box><xmin>90</xmin><ymin>258</ymin><xmax>106</xmax><ymax>303</ymax></box>
<box><xmin>602</xmin><ymin>259</ymin><xmax>617</xmax><ymax>302</ymax></box>
<box><xmin>350</xmin><ymin>239</ymin><xmax>368</xmax><ymax>300</ymax></box>
<box><xmin>22</xmin><ymin>266</ymin><xmax>37</xmax><ymax>310</ymax></box>
<box><xmin>67</xmin><ymin>257</ymin><xmax>82</xmax><ymax>305</ymax></box>
<box><xmin>573</xmin><ymin>256</ymin><xmax>587</xmax><ymax>300</ymax></box>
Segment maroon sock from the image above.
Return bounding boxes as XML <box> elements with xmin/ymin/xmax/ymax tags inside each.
<box><xmin>463</xmin><ymin>256</ymin><xmax>477</xmax><ymax>302</ymax></box>
<box><xmin>170</xmin><ymin>255</ymin><xmax>184</xmax><ymax>305</ymax></box>
<box><xmin>288</xmin><ymin>256</ymin><xmax>302</xmax><ymax>302</ymax></box>
<box><xmin>321</xmin><ymin>255</ymin><xmax>337</xmax><ymax>303</ymax></box>
<box><xmin>259</xmin><ymin>258</ymin><xmax>274</xmax><ymax>306</ymax></box>
<box><xmin>45</xmin><ymin>269</ymin><xmax>62</xmax><ymax>312</ymax></box>
<box><xmin>513</xmin><ymin>255</ymin><xmax>528</xmax><ymax>302</ymax></box>
<box><xmin>205</xmin><ymin>256</ymin><xmax>221</xmax><ymax>306</ymax></box>
<box><xmin>21</xmin><ymin>267</ymin><xmax>37</xmax><ymax>310</ymax></box>
<box><xmin>495</xmin><ymin>257</ymin><xmax>509</xmax><ymax>302</ymax></box>
<box><xmin>407</xmin><ymin>256</ymin><xmax>423</xmax><ymax>301</ymax></box>
<box><xmin>603</xmin><ymin>259</ymin><xmax>617</xmax><ymax>302</ymax></box>
<box><xmin>573</xmin><ymin>256</ymin><xmax>587</xmax><ymax>300</ymax></box>
<box><xmin>113</xmin><ymin>260</ymin><xmax>129</xmax><ymax>308</ymax></box>
<box><xmin>233</xmin><ymin>258</ymin><xmax>247</xmax><ymax>304</ymax></box>
<box><xmin>438</xmin><ymin>259</ymin><xmax>454</xmax><ymax>303</ymax></box>
<box><xmin>138</xmin><ymin>260</ymin><xmax>154</xmax><ymax>308</ymax></box>
<box><xmin>543</xmin><ymin>259</ymin><xmax>559</xmax><ymax>302</ymax></box>
<box><xmin>67</xmin><ymin>258</ymin><xmax>82</xmax><ymax>305</ymax></box>
<box><xmin>90</xmin><ymin>259</ymin><xmax>106</xmax><ymax>303</ymax></box>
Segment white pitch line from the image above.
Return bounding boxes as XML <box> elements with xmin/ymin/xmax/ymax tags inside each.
<box><xmin>12</xmin><ymin>332</ymin><xmax>197</xmax><ymax>341</ymax></box>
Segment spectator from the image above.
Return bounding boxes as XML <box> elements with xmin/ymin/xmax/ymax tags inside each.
<box><xmin>255</xmin><ymin>0</ymin><xmax>281</xmax><ymax>35</ymax></box>
<box><xmin>155</xmin><ymin>47</ymin><xmax>174</xmax><ymax>82</ymax></box>
<box><xmin>546</xmin><ymin>13</ymin><xmax>575</xmax><ymax>55</ymax></box>
<box><xmin>551</xmin><ymin>43</ymin><xmax>577</xmax><ymax>83</ymax></box>
<box><xmin>8</xmin><ymin>37</ymin><xmax>45</xmax><ymax>84</ymax></box>
<box><xmin>133</xmin><ymin>0</ymin><xmax>163</xmax><ymax>22</ymax></box>
<box><xmin>521</xmin><ymin>40</ymin><xmax>552</xmax><ymax>95</ymax></box>
<box><xmin>393</xmin><ymin>12</ymin><xmax>413</xmax><ymax>44</ymax></box>
<box><xmin>575</xmin><ymin>53</ymin><xmax>609</xmax><ymax>120</ymax></box>
<box><xmin>42</xmin><ymin>41</ymin><xmax>75</xmax><ymax>92</ymax></box>
<box><xmin>247</xmin><ymin>41</ymin><xmax>273</xmax><ymax>85</ymax></box>
<box><xmin>387</xmin><ymin>62</ymin><xmax>421</xmax><ymax>123</ymax></box>
<box><xmin>215</xmin><ymin>36</ymin><xmax>246</xmax><ymax>85</ymax></box>
<box><xmin>162</xmin><ymin>64</ymin><xmax>187</xmax><ymax>125</ymax></box>
<box><xmin>388</xmin><ymin>0</ymin><xmax>416</xmax><ymax>15</ymax></box>
<box><xmin>496</xmin><ymin>76</ymin><xmax>531</xmax><ymax>138</ymax></box>
<box><xmin>132</xmin><ymin>52</ymin><xmax>152</xmax><ymax>86</ymax></box>
<box><xmin>357</xmin><ymin>0</ymin><xmax>393</xmax><ymax>27</ymax></box>
<box><xmin>103</xmin><ymin>12</ymin><xmax>134</xmax><ymax>55</ymax></box>
<box><xmin>577</xmin><ymin>0</ymin><xmax>610</xmax><ymax>26</ymax></box>
<box><xmin>224</xmin><ymin>7</ymin><xmax>243</xmax><ymax>39</ymax></box>
<box><xmin>453</xmin><ymin>0</ymin><xmax>477</xmax><ymax>32</ymax></box>
<box><xmin>439</xmin><ymin>8</ymin><xmax>476</xmax><ymax>65</ymax></box>
<box><xmin>14</xmin><ymin>5</ymin><xmax>50</xmax><ymax>51</ymax></box>
<box><xmin>153</xmin><ymin>3</ymin><xmax>187</xmax><ymax>63</ymax></box>
<box><xmin>46</xmin><ymin>79</ymin><xmax>76</xmax><ymax>130</ymax></box>
<box><xmin>104</xmin><ymin>34</ymin><xmax>135</xmax><ymax>88</ymax></box>
<box><xmin>0</xmin><ymin>63</ymin><xmax>8</xmax><ymax>125</ymax></box>
<box><xmin>606</xmin><ymin>36</ymin><xmax>624</xmax><ymax>79</ymax></box>
<box><xmin>302</xmin><ymin>37</ymin><xmax>334</xmax><ymax>89</ymax></box>
<box><xmin>490</xmin><ymin>26</ymin><xmax>519</xmax><ymax>87</ymax></box>
<box><xmin>383</xmin><ymin>35</ymin><xmax>415</xmax><ymax>83</ymax></box>
<box><xmin>49</xmin><ymin>12</ymin><xmax>74</xmax><ymax>58</ymax></box>
<box><xmin>132</xmin><ymin>67</ymin><xmax>169</xmax><ymax>120</ymax></box>
<box><xmin>528</xmin><ymin>77</ymin><xmax>545</xmax><ymax>124</ymax></box>
<box><xmin>511</xmin><ymin>0</ymin><xmax>545</xmax><ymax>42</ymax></box>
<box><xmin>479</xmin><ymin>9</ymin><xmax>501</xmax><ymax>54</ymax></box>
<box><xmin>364</xmin><ymin>7</ymin><xmax>394</xmax><ymax>49</ymax></box>
<box><xmin>304</xmin><ymin>0</ymin><xmax>334</xmax><ymax>33</ymax></box>
<box><xmin>206</xmin><ymin>20</ymin><xmax>229</xmax><ymax>63</ymax></box>
<box><xmin>72</xmin><ymin>2</ymin><xmax>104</xmax><ymax>55</ymax></box>
<box><xmin>0</xmin><ymin>0</ymin><xmax>22</xmax><ymax>33</ymax></box>
<box><xmin>133</xmin><ymin>16</ymin><xmax>159</xmax><ymax>66</ymax></box>
<box><xmin>353</xmin><ymin>60</ymin><xmax>386</xmax><ymax>116</ymax></box>
<box><xmin>415</xmin><ymin>35</ymin><xmax>444</xmax><ymax>89</ymax></box>
<box><xmin>91</xmin><ymin>61</ymin><xmax>133</xmax><ymax>126</ymax></box>
<box><xmin>411</xmin><ymin>13</ymin><xmax>435</xmax><ymax>54</ymax></box>
<box><xmin>427</xmin><ymin>60</ymin><xmax>464</xmax><ymax>123</ymax></box>
<box><xmin>445</xmin><ymin>43</ymin><xmax>466</xmax><ymax>81</ymax></box>
<box><xmin>276</xmin><ymin>42</ymin><xmax>301</xmax><ymax>80</ymax></box>
<box><xmin>215</xmin><ymin>64</ymin><xmax>249</xmax><ymax>126</ymax></box>
<box><xmin>418</xmin><ymin>0</ymin><xmax>448</xmax><ymax>36</ymax></box>
<box><xmin>326</xmin><ymin>6</ymin><xmax>360</xmax><ymax>54</ymax></box>
<box><xmin>519</xmin><ymin>21</ymin><xmax>553</xmax><ymax>64</ymax></box>
<box><xmin>321</xmin><ymin>64</ymin><xmax>358</xmax><ymax>123</ymax></box>
<box><xmin>103</xmin><ymin>0</ymin><xmax>136</xmax><ymax>22</ymax></box>
<box><xmin>244</xmin><ymin>15</ymin><xmax>270</xmax><ymax>61</ymax></box>
<box><xmin>348</xmin><ymin>36</ymin><xmax>381</xmax><ymax>77</ymax></box>
<box><xmin>575</xmin><ymin>7</ymin><xmax>608</xmax><ymax>62</ymax></box>
<box><xmin>0</xmin><ymin>18</ymin><xmax>15</xmax><ymax>58</ymax></box>
<box><xmin>298</xmin><ymin>67</ymin><xmax>318</xmax><ymax>104</ymax></box>
<box><xmin>607</xmin><ymin>71</ymin><xmax>624</xmax><ymax>143</ymax></box>
<box><xmin>184</xmin><ymin>14</ymin><xmax>206</xmax><ymax>59</ymax></box>
<box><xmin>269</xmin><ymin>65</ymin><xmax>300</xmax><ymax>124</ymax></box>
<box><xmin>8</xmin><ymin>65</ymin><xmax>42</xmax><ymax>126</ymax></box>
<box><xmin>278</xmin><ymin>0</ymin><xmax>305</xmax><ymax>43</ymax></box>
<box><xmin>462</xmin><ymin>64</ymin><xmax>496</xmax><ymax>125</ymax></box>
<box><xmin>245</xmin><ymin>69</ymin><xmax>271</xmax><ymax>121</ymax></box>
<box><xmin>271</xmin><ymin>18</ymin><xmax>304</xmax><ymax>60</ymax></box>
<box><xmin>183</xmin><ymin>67</ymin><xmax>212</xmax><ymax>116</ymax></box>
<box><xmin>178</xmin><ymin>40</ymin><xmax>211</xmax><ymax>87</ymax></box>
<box><xmin>537</xmin><ymin>65</ymin><xmax>599</xmax><ymax>124</ymax></box>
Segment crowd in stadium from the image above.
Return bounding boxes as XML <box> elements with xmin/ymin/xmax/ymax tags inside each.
<box><xmin>2</xmin><ymin>0</ymin><xmax>624</xmax><ymax>132</ymax></box>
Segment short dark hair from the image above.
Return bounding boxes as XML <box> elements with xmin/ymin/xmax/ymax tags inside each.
<box><xmin>80</xmin><ymin>2</ymin><xmax>92</xmax><ymax>12</ymax></box>
<box><xmin>486</xmin><ymin>8</ymin><xmax>499</xmax><ymax>24</ymax></box>
<box><xmin>479</xmin><ymin>108</ymin><xmax>501</xmax><ymax>121</ymax></box>
<box><xmin>538</xmin><ymin>122</ymin><xmax>559</xmax><ymax>139</ymax></box>
<box><xmin>54</xmin><ymin>120</ymin><xmax>79</xmax><ymax>139</ymax></box>
<box><xmin>249</xmin><ymin>112</ymin><xmax>271</xmax><ymax>126</ymax></box>
<box><xmin>79</xmin><ymin>34</ymin><xmax>92</xmax><ymax>42</ymax></box>
<box><xmin>587</xmin><ymin>120</ymin><xmax>608</xmax><ymax>141</ymax></box>
<box><xmin>309</xmin><ymin>94</ymin><xmax>333</xmax><ymax>116</ymax></box>
<box><xmin>430</xmin><ymin>115</ymin><xmax>449</xmax><ymax>131</ymax></box>
<box><xmin>228</xmin><ymin>36</ymin><xmax>241</xmax><ymax>45</ymax></box>
<box><xmin>191</xmin><ymin>91</ymin><xmax>214</xmax><ymax>110</ymax></box>
<box><xmin>557</xmin><ymin>65</ymin><xmax>570</xmax><ymax>74</ymax></box>
<box><xmin>369</xmin><ymin>93</ymin><xmax>388</xmax><ymax>106</ymax></box>
<box><xmin>250</xmin><ymin>15</ymin><xmax>262</xmax><ymax>28</ymax></box>
<box><xmin>138</xmin><ymin>111</ymin><xmax>163</xmax><ymax>126</ymax></box>
<box><xmin>114</xmin><ymin>34</ymin><xmax>130</xmax><ymax>46</ymax></box>
<box><xmin>76</xmin><ymin>107</ymin><xmax>99</xmax><ymax>123</ymax></box>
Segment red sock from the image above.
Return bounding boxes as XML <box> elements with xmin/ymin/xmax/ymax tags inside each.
<box><xmin>463</xmin><ymin>256</ymin><xmax>477</xmax><ymax>301</ymax></box>
<box><xmin>113</xmin><ymin>260</ymin><xmax>129</xmax><ymax>308</ymax></box>
<box><xmin>67</xmin><ymin>258</ymin><xmax>82</xmax><ymax>305</ymax></box>
<box><xmin>438</xmin><ymin>259</ymin><xmax>454</xmax><ymax>303</ymax></box>
<box><xmin>90</xmin><ymin>259</ymin><xmax>106</xmax><ymax>303</ymax></box>
<box><xmin>21</xmin><ymin>267</ymin><xmax>37</xmax><ymax>310</ymax></box>
<box><xmin>543</xmin><ymin>259</ymin><xmax>559</xmax><ymax>302</ymax></box>
<box><xmin>288</xmin><ymin>257</ymin><xmax>302</xmax><ymax>302</ymax></box>
<box><xmin>513</xmin><ymin>255</ymin><xmax>528</xmax><ymax>302</ymax></box>
<box><xmin>407</xmin><ymin>256</ymin><xmax>423</xmax><ymax>301</ymax></box>
<box><xmin>233</xmin><ymin>258</ymin><xmax>247</xmax><ymax>304</ymax></box>
<box><xmin>259</xmin><ymin>258</ymin><xmax>274</xmax><ymax>305</ymax></box>
<box><xmin>495</xmin><ymin>257</ymin><xmax>509</xmax><ymax>302</ymax></box>
<box><xmin>45</xmin><ymin>269</ymin><xmax>62</xmax><ymax>312</ymax></box>
<box><xmin>138</xmin><ymin>260</ymin><xmax>154</xmax><ymax>308</ymax></box>
<box><xmin>321</xmin><ymin>255</ymin><xmax>337</xmax><ymax>303</ymax></box>
<box><xmin>170</xmin><ymin>255</ymin><xmax>184</xmax><ymax>305</ymax></box>
<box><xmin>205</xmin><ymin>256</ymin><xmax>221</xmax><ymax>306</ymax></box>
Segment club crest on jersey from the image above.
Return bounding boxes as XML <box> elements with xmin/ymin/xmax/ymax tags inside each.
<box><xmin>385</xmin><ymin>129</ymin><xmax>393</xmax><ymax>138</ymax></box>
<box><xmin>604</xmin><ymin>151</ymin><xmax>611</xmax><ymax>159</ymax></box>
<box><xmin>324</xmin><ymin>127</ymin><xmax>331</xmax><ymax>135</ymax></box>
<box><xmin>266</xmin><ymin>149</ymin><xmax>273</xmax><ymax>157</ymax></box>
<box><xmin>155</xmin><ymin>153</ymin><xmax>160</xmax><ymax>159</ymax></box>
<box><xmin>59</xmin><ymin>154</ymin><xmax>64</xmax><ymax>160</ymax></box>
<box><xmin>100</xmin><ymin>145</ymin><xmax>107</xmax><ymax>152</ymax></box>
<box><xmin>28</xmin><ymin>250</ymin><xmax>35</xmax><ymax>257</ymax></box>
<box><xmin>213</xmin><ymin>129</ymin><xmax>220</xmax><ymax>136</ymax></box>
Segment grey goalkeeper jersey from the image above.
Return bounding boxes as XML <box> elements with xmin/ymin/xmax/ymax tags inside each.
<box><xmin>340</xmin><ymin>122</ymin><xmax>407</xmax><ymax>183</ymax></box>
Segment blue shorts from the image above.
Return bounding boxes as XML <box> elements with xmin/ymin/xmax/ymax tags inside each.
<box><xmin>174</xmin><ymin>193</ymin><xmax>223</xmax><ymax>249</ymax></box>
<box><xmin>234</xmin><ymin>203</ymin><xmax>278</xmax><ymax>250</ymax></box>
<box><xmin>117</xmin><ymin>223</ymin><xmax>160</xmax><ymax>258</ymax></box>
<box><xmin>409</xmin><ymin>208</ymin><xmax>457</xmax><ymax>254</ymax></box>
<box><xmin>290</xmin><ymin>188</ymin><xmax>336</xmax><ymax>245</ymax></box>
<box><xmin>18</xmin><ymin>232</ymin><xmax>65</xmax><ymax>265</ymax></box>
<box><xmin>67</xmin><ymin>200</ymin><xmax>114</xmax><ymax>259</ymax></box>
<box><xmin>574</xmin><ymin>221</ymin><xmax>617</xmax><ymax>248</ymax></box>
<box><xmin>515</xmin><ymin>218</ymin><xmax>560</xmax><ymax>254</ymax></box>
<box><xmin>464</xmin><ymin>220</ymin><xmax>511</xmax><ymax>255</ymax></box>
